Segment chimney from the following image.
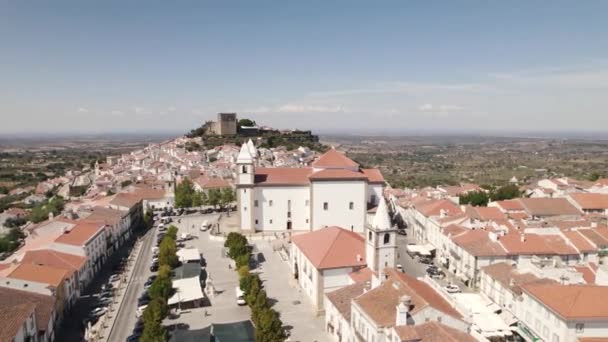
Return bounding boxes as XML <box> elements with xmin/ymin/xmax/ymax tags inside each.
<box><xmin>521</xmin><ymin>233</ymin><xmax>526</xmax><ymax>242</ymax></box>
<box><xmin>395</xmin><ymin>295</ymin><xmax>411</xmax><ymax>326</ymax></box>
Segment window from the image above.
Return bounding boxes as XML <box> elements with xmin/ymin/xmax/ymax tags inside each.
<box><xmin>305</xmin><ymin>199</ymin><xmax>309</xmax><ymax>207</ymax></box>
<box><xmin>242</xmin><ymin>165</ymin><xmax>247</xmax><ymax>174</ymax></box>
<box><xmin>552</xmin><ymin>333</ymin><xmax>560</xmax><ymax>342</ymax></box>
<box><xmin>543</xmin><ymin>326</ymin><xmax>549</xmax><ymax>338</ymax></box>
<box><xmin>269</xmin><ymin>219</ymin><xmax>273</xmax><ymax>224</ymax></box>
<box><xmin>323</xmin><ymin>202</ymin><xmax>328</xmax><ymax>210</ymax></box>
<box><xmin>243</xmin><ymin>206</ymin><xmax>247</xmax><ymax>211</ymax></box>
<box><xmin>244</xmin><ymin>188</ymin><xmax>246</xmax><ymax>193</ymax></box>
<box><xmin>368</xmin><ymin>231</ymin><xmax>373</xmax><ymax>241</ymax></box>
<box><xmin>254</xmin><ymin>200</ymin><xmax>259</xmax><ymax>207</ymax></box>
<box><xmin>349</xmin><ymin>202</ymin><xmax>354</xmax><ymax>210</ymax></box>
<box><xmin>269</xmin><ymin>200</ymin><xmax>273</xmax><ymax>207</ymax></box>
<box><xmin>371</xmin><ymin>194</ymin><xmax>377</xmax><ymax>204</ymax></box>
<box><xmin>306</xmin><ymin>219</ymin><xmax>309</xmax><ymax>223</ymax></box>
<box><xmin>575</xmin><ymin>323</ymin><xmax>584</xmax><ymax>333</ymax></box>
<box><xmin>383</xmin><ymin>233</ymin><xmax>390</xmax><ymax>245</ymax></box>
<box><xmin>255</xmin><ymin>219</ymin><xmax>258</xmax><ymax>224</ymax></box>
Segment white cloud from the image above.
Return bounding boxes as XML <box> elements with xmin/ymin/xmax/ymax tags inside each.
<box><xmin>77</xmin><ymin>107</ymin><xmax>88</xmax><ymax>113</ymax></box>
<box><xmin>110</xmin><ymin>110</ymin><xmax>124</xmax><ymax>116</ymax></box>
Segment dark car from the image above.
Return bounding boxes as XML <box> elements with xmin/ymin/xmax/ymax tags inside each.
<box><xmin>144</xmin><ymin>278</ymin><xmax>155</xmax><ymax>287</ymax></box>
<box><xmin>126</xmin><ymin>333</ymin><xmax>141</xmax><ymax>342</ymax></box>
<box><xmin>426</xmin><ymin>267</ymin><xmax>445</xmax><ymax>279</ymax></box>
<box><xmin>149</xmin><ymin>263</ymin><xmax>159</xmax><ymax>272</ymax></box>
<box><xmin>137</xmin><ymin>297</ymin><xmax>150</xmax><ymax>307</ymax></box>
<box><xmin>417</xmin><ymin>256</ymin><xmax>434</xmax><ymax>264</ymax></box>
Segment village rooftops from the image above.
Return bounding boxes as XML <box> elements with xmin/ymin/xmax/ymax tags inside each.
<box><xmin>311</xmin><ymin>147</ymin><xmax>359</xmax><ymax>169</ymax></box>
<box><xmin>517</xmin><ymin>198</ymin><xmax>581</xmax><ymax>217</ymax></box>
<box><xmin>481</xmin><ymin>262</ymin><xmax>557</xmax><ymax>295</ymax></box>
<box><xmin>569</xmin><ymin>193</ymin><xmax>608</xmax><ymax>210</ymax></box>
<box><xmin>522</xmin><ymin>284</ymin><xmax>608</xmax><ymax>321</ymax></box>
<box><xmin>20</xmin><ymin>249</ymin><xmax>87</xmax><ymax>278</ymax></box>
<box><xmin>7</xmin><ymin>263</ymin><xmax>68</xmax><ymax>287</ymax></box>
<box><xmin>393</xmin><ymin>321</ymin><xmax>476</xmax><ymax>342</ymax></box>
<box><xmin>109</xmin><ymin>192</ymin><xmax>142</xmax><ymax>208</ymax></box>
<box><xmin>54</xmin><ymin>220</ymin><xmax>105</xmax><ymax>246</ymax></box>
<box><xmin>0</xmin><ymin>287</ymin><xmax>55</xmax><ymax>342</ymax></box>
<box><xmin>253</xmin><ymin>167</ymin><xmax>384</xmax><ymax>186</ymax></box>
<box><xmin>326</xmin><ymin>281</ymin><xmax>369</xmax><ymax>320</ymax></box>
<box><xmin>354</xmin><ymin>269</ymin><xmax>462</xmax><ymax>328</ymax></box>
<box><xmin>291</xmin><ymin>226</ymin><xmax>366</xmax><ymax>270</ymax></box>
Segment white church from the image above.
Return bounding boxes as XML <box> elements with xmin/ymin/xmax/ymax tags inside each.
<box><xmin>236</xmin><ymin>140</ymin><xmax>385</xmax><ymax>233</ymax></box>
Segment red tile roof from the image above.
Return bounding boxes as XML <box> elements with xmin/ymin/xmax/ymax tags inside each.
<box><xmin>494</xmin><ymin>199</ymin><xmax>525</xmax><ymax>211</ymax></box>
<box><xmin>254</xmin><ymin>167</ymin><xmax>313</xmax><ymax>186</ymax></box>
<box><xmin>309</xmin><ymin>169</ymin><xmax>368</xmax><ymax>181</ymax></box>
<box><xmin>523</xmin><ymin>284</ymin><xmax>608</xmax><ymax>320</ymax></box>
<box><xmin>355</xmin><ymin>269</ymin><xmax>462</xmax><ymax>328</ymax></box>
<box><xmin>561</xmin><ymin>230</ymin><xmax>597</xmax><ymax>253</ymax></box>
<box><xmin>394</xmin><ymin>321</ymin><xmax>476</xmax><ymax>342</ymax></box>
<box><xmin>109</xmin><ymin>193</ymin><xmax>142</xmax><ymax>208</ymax></box>
<box><xmin>361</xmin><ymin>169</ymin><xmax>385</xmax><ymax>184</ymax></box>
<box><xmin>20</xmin><ymin>249</ymin><xmax>86</xmax><ymax>277</ymax></box>
<box><xmin>0</xmin><ymin>287</ymin><xmax>55</xmax><ymax>341</ymax></box>
<box><xmin>325</xmin><ymin>282</ymin><xmax>368</xmax><ymax>320</ymax></box>
<box><xmin>54</xmin><ymin>220</ymin><xmax>105</xmax><ymax>246</ymax></box>
<box><xmin>518</xmin><ymin>198</ymin><xmax>581</xmax><ymax>217</ymax></box>
<box><xmin>349</xmin><ymin>267</ymin><xmax>374</xmax><ymax>283</ymax></box>
<box><xmin>569</xmin><ymin>193</ymin><xmax>608</xmax><ymax>210</ymax></box>
<box><xmin>292</xmin><ymin>227</ymin><xmax>365</xmax><ymax>270</ymax></box>
<box><xmin>312</xmin><ymin>148</ymin><xmax>359</xmax><ymax>168</ymax></box>
<box><xmin>8</xmin><ymin>263</ymin><xmax>68</xmax><ymax>287</ymax></box>
<box><xmin>415</xmin><ymin>199</ymin><xmax>462</xmax><ymax>217</ymax></box>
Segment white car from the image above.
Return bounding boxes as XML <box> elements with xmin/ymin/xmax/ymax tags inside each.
<box><xmin>396</xmin><ymin>264</ymin><xmax>403</xmax><ymax>272</ymax></box>
<box><xmin>136</xmin><ymin>304</ymin><xmax>148</xmax><ymax>318</ymax></box>
<box><xmin>445</xmin><ymin>284</ymin><xmax>461</xmax><ymax>294</ymax></box>
<box><xmin>200</xmin><ymin>220</ymin><xmax>211</xmax><ymax>231</ymax></box>
<box><xmin>108</xmin><ymin>274</ymin><xmax>120</xmax><ymax>283</ymax></box>
<box><xmin>236</xmin><ymin>286</ymin><xmax>246</xmax><ymax>306</ymax></box>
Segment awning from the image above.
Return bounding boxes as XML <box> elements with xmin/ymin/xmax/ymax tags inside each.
<box><xmin>168</xmin><ymin>277</ymin><xmax>204</xmax><ymax>305</ymax></box>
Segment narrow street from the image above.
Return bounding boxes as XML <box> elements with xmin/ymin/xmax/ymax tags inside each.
<box><xmin>106</xmin><ymin>225</ymin><xmax>155</xmax><ymax>341</ymax></box>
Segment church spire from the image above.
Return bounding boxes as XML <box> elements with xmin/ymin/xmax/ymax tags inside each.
<box><xmin>237</xmin><ymin>142</ymin><xmax>253</xmax><ymax>164</ymax></box>
<box><xmin>372</xmin><ymin>197</ymin><xmax>391</xmax><ymax>231</ymax></box>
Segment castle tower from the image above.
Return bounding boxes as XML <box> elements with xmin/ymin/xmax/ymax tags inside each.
<box><xmin>237</xmin><ymin>143</ymin><xmax>254</xmax><ymax>230</ymax></box>
<box><xmin>365</xmin><ymin>197</ymin><xmax>397</xmax><ymax>273</ymax></box>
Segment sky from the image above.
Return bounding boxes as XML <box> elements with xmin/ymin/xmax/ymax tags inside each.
<box><xmin>1</xmin><ymin>1</ymin><xmax>608</xmax><ymax>136</ymax></box>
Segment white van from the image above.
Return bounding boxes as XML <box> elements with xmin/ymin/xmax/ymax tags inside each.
<box><xmin>236</xmin><ymin>286</ymin><xmax>246</xmax><ymax>306</ymax></box>
<box><xmin>136</xmin><ymin>304</ymin><xmax>148</xmax><ymax>318</ymax></box>
<box><xmin>200</xmin><ymin>220</ymin><xmax>210</xmax><ymax>231</ymax></box>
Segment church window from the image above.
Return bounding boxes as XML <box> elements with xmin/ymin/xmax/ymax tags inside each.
<box><xmin>255</xmin><ymin>219</ymin><xmax>258</xmax><ymax>224</ymax></box>
<box><xmin>254</xmin><ymin>200</ymin><xmax>258</xmax><ymax>207</ymax></box>
<box><xmin>270</xmin><ymin>219</ymin><xmax>273</xmax><ymax>224</ymax></box>
<box><xmin>323</xmin><ymin>202</ymin><xmax>328</xmax><ymax>210</ymax></box>
<box><xmin>242</xmin><ymin>165</ymin><xmax>248</xmax><ymax>174</ymax></box>
<box><xmin>383</xmin><ymin>233</ymin><xmax>390</xmax><ymax>245</ymax></box>
<box><xmin>349</xmin><ymin>202</ymin><xmax>354</xmax><ymax>210</ymax></box>
<box><xmin>368</xmin><ymin>231</ymin><xmax>372</xmax><ymax>241</ymax></box>
<box><xmin>269</xmin><ymin>200</ymin><xmax>273</xmax><ymax>207</ymax></box>
<box><xmin>371</xmin><ymin>194</ymin><xmax>377</xmax><ymax>204</ymax></box>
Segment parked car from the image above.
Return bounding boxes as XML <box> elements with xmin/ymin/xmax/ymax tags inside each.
<box><xmin>108</xmin><ymin>274</ymin><xmax>121</xmax><ymax>283</ymax></box>
<box><xmin>149</xmin><ymin>263</ymin><xmax>159</xmax><ymax>272</ymax></box>
<box><xmin>426</xmin><ymin>266</ymin><xmax>445</xmax><ymax>279</ymax></box>
<box><xmin>126</xmin><ymin>333</ymin><xmax>141</xmax><ymax>342</ymax></box>
<box><xmin>236</xmin><ymin>286</ymin><xmax>246</xmax><ymax>306</ymax></box>
<box><xmin>90</xmin><ymin>307</ymin><xmax>108</xmax><ymax>318</ymax></box>
<box><xmin>200</xmin><ymin>220</ymin><xmax>211</xmax><ymax>231</ymax></box>
<box><xmin>144</xmin><ymin>277</ymin><xmax>155</xmax><ymax>287</ymax></box>
<box><xmin>396</xmin><ymin>264</ymin><xmax>404</xmax><ymax>272</ymax></box>
<box><xmin>137</xmin><ymin>297</ymin><xmax>150</xmax><ymax>307</ymax></box>
<box><xmin>445</xmin><ymin>284</ymin><xmax>461</xmax><ymax>294</ymax></box>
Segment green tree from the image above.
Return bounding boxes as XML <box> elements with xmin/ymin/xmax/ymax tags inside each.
<box><xmin>246</xmin><ymin>279</ymin><xmax>261</xmax><ymax>305</ymax></box>
<box><xmin>143</xmin><ymin>209</ymin><xmax>153</xmax><ymax>229</ymax></box>
<box><xmin>254</xmin><ymin>307</ymin><xmax>287</xmax><ymax>342</ymax></box>
<box><xmin>220</xmin><ymin>188</ymin><xmax>236</xmax><ymax>215</ymax></box>
<box><xmin>237</xmin><ymin>265</ymin><xmax>250</xmax><ymax>279</ymax></box>
<box><xmin>490</xmin><ymin>184</ymin><xmax>522</xmax><ymax>201</ymax></box>
<box><xmin>148</xmin><ymin>265</ymin><xmax>173</xmax><ymax>300</ymax></box>
<box><xmin>207</xmin><ymin>188</ymin><xmax>221</xmax><ymax>209</ymax></box>
<box><xmin>235</xmin><ymin>253</ymin><xmax>250</xmax><ymax>269</ymax></box>
<box><xmin>166</xmin><ymin>225</ymin><xmax>178</xmax><ymax>241</ymax></box>
<box><xmin>29</xmin><ymin>205</ymin><xmax>49</xmax><ymax>223</ymax></box>
<box><xmin>47</xmin><ymin>196</ymin><xmax>65</xmax><ymax>215</ymax></box>
<box><xmin>174</xmin><ymin>178</ymin><xmax>196</xmax><ymax>208</ymax></box>
<box><xmin>192</xmin><ymin>191</ymin><xmax>203</xmax><ymax>207</ymax></box>
<box><xmin>589</xmin><ymin>172</ymin><xmax>603</xmax><ymax>182</ymax></box>
<box><xmin>159</xmin><ymin>237</ymin><xmax>178</xmax><ymax>268</ymax></box>
<box><xmin>459</xmin><ymin>190</ymin><xmax>489</xmax><ymax>207</ymax></box>
<box><xmin>141</xmin><ymin>298</ymin><xmax>167</xmax><ymax>342</ymax></box>
<box><xmin>238</xmin><ymin>118</ymin><xmax>257</xmax><ymax>127</ymax></box>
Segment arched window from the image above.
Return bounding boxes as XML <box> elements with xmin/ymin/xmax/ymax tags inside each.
<box><xmin>383</xmin><ymin>233</ymin><xmax>390</xmax><ymax>245</ymax></box>
<box><xmin>242</xmin><ymin>165</ymin><xmax>248</xmax><ymax>174</ymax></box>
<box><xmin>349</xmin><ymin>202</ymin><xmax>354</xmax><ymax>210</ymax></box>
<box><xmin>368</xmin><ymin>231</ymin><xmax>373</xmax><ymax>241</ymax></box>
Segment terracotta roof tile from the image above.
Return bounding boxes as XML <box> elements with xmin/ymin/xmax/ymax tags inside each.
<box><xmin>109</xmin><ymin>192</ymin><xmax>142</xmax><ymax>208</ymax></box>
<box><xmin>292</xmin><ymin>227</ymin><xmax>365</xmax><ymax>270</ymax></box>
<box><xmin>494</xmin><ymin>199</ymin><xmax>525</xmax><ymax>211</ymax></box>
<box><xmin>569</xmin><ymin>193</ymin><xmax>608</xmax><ymax>210</ymax></box>
<box><xmin>354</xmin><ymin>269</ymin><xmax>461</xmax><ymax>328</ymax></box>
<box><xmin>325</xmin><ymin>281</ymin><xmax>367</xmax><ymax>320</ymax></box>
<box><xmin>518</xmin><ymin>198</ymin><xmax>581</xmax><ymax>217</ymax></box>
<box><xmin>361</xmin><ymin>169</ymin><xmax>385</xmax><ymax>184</ymax></box>
<box><xmin>349</xmin><ymin>267</ymin><xmax>374</xmax><ymax>283</ymax></box>
<box><xmin>20</xmin><ymin>249</ymin><xmax>86</xmax><ymax>277</ymax></box>
<box><xmin>309</xmin><ymin>169</ymin><xmax>368</xmax><ymax>181</ymax></box>
<box><xmin>561</xmin><ymin>230</ymin><xmax>597</xmax><ymax>253</ymax></box>
<box><xmin>523</xmin><ymin>284</ymin><xmax>608</xmax><ymax>320</ymax></box>
<box><xmin>394</xmin><ymin>321</ymin><xmax>476</xmax><ymax>342</ymax></box>
<box><xmin>254</xmin><ymin>167</ymin><xmax>312</xmax><ymax>186</ymax></box>
<box><xmin>0</xmin><ymin>287</ymin><xmax>55</xmax><ymax>339</ymax></box>
<box><xmin>312</xmin><ymin>148</ymin><xmax>359</xmax><ymax>168</ymax></box>
<box><xmin>8</xmin><ymin>263</ymin><xmax>68</xmax><ymax>287</ymax></box>
<box><xmin>481</xmin><ymin>262</ymin><xmax>557</xmax><ymax>295</ymax></box>
<box><xmin>54</xmin><ymin>220</ymin><xmax>105</xmax><ymax>246</ymax></box>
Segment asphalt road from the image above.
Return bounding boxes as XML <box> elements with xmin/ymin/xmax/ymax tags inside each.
<box><xmin>395</xmin><ymin>233</ymin><xmax>427</xmax><ymax>278</ymax></box>
<box><xmin>107</xmin><ymin>225</ymin><xmax>155</xmax><ymax>342</ymax></box>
